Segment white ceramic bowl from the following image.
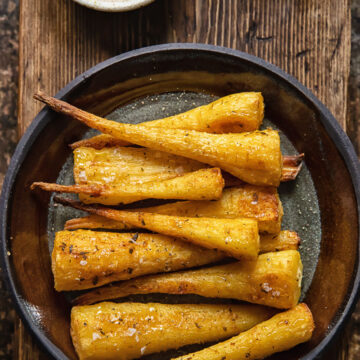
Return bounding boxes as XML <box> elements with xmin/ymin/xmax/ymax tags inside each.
<box><xmin>73</xmin><ymin>0</ymin><xmax>155</xmax><ymax>12</ymax></box>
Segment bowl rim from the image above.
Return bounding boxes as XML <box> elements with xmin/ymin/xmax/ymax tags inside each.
<box><xmin>73</xmin><ymin>0</ymin><xmax>155</xmax><ymax>12</ymax></box>
<box><xmin>1</xmin><ymin>43</ymin><xmax>359</xmax><ymax>360</ymax></box>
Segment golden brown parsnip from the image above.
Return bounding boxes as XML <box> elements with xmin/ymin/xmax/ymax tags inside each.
<box><xmin>221</xmin><ymin>154</ymin><xmax>303</xmax><ymax>184</ymax></box>
<box><xmin>64</xmin><ymin>186</ymin><xmax>282</xmax><ymax>234</ymax></box>
<box><xmin>73</xmin><ymin>146</ymin><xmax>205</xmax><ymax>185</ymax></box>
<box><xmin>74</xmin><ymin>250</ymin><xmax>302</xmax><ymax>309</ymax></box>
<box><xmin>73</xmin><ymin>144</ymin><xmax>302</xmax><ymax>184</ymax></box>
<box><xmin>260</xmin><ymin>230</ymin><xmax>300</xmax><ymax>253</ymax></box>
<box><xmin>36</xmin><ymin>91</ymin><xmax>264</xmax><ymax>150</ymax></box>
<box><xmin>32</xmin><ymin>167</ymin><xmax>224</xmax><ymax>205</ymax></box>
<box><xmin>90</xmin><ymin>126</ymin><xmax>282</xmax><ymax>186</ymax></box>
<box><xmin>78</xmin><ymin>126</ymin><xmax>282</xmax><ymax>187</ymax></box>
<box><xmin>53</xmin><ymin>197</ymin><xmax>259</xmax><ymax>260</ymax></box>
<box><xmin>52</xmin><ymin>231</ymin><xmax>225</xmax><ymax>291</ymax></box>
<box><xmin>71</xmin><ymin>302</ymin><xmax>273</xmax><ymax>360</ymax></box>
<box><xmin>33</xmin><ymin>91</ymin><xmax>281</xmax><ymax>186</ymax></box>
<box><xmin>172</xmin><ymin>303</ymin><xmax>314</xmax><ymax>360</ymax></box>
<box><xmin>52</xmin><ymin>230</ymin><xmax>299</xmax><ymax>291</ymax></box>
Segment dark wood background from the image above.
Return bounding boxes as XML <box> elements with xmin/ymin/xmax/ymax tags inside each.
<box><xmin>14</xmin><ymin>0</ymin><xmax>359</xmax><ymax>358</ymax></box>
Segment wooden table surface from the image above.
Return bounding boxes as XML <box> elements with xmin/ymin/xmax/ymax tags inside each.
<box><xmin>16</xmin><ymin>0</ymin><xmax>359</xmax><ymax>359</ymax></box>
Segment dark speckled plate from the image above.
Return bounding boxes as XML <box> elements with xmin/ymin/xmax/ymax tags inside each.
<box><xmin>1</xmin><ymin>44</ymin><xmax>359</xmax><ymax>360</ymax></box>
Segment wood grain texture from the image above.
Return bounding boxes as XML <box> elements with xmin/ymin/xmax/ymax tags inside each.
<box><xmin>13</xmin><ymin>320</ymin><xmax>48</xmax><ymax>360</ymax></box>
<box><xmin>17</xmin><ymin>0</ymin><xmax>355</xmax><ymax>359</ymax></box>
<box><xmin>19</xmin><ymin>0</ymin><xmax>351</xmax><ymax>133</ymax></box>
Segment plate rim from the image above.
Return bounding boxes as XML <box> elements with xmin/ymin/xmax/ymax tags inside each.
<box><xmin>1</xmin><ymin>43</ymin><xmax>359</xmax><ymax>360</ymax></box>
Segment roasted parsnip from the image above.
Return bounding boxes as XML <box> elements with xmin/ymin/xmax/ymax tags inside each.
<box><xmin>52</xmin><ymin>231</ymin><xmax>225</xmax><ymax>291</ymax></box>
<box><xmin>37</xmin><ymin>91</ymin><xmax>264</xmax><ymax>150</ymax></box>
<box><xmin>74</xmin><ymin>250</ymin><xmax>302</xmax><ymax>309</ymax></box>
<box><xmin>73</xmin><ymin>146</ymin><xmax>205</xmax><ymax>185</ymax></box>
<box><xmin>86</xmin><ymin>125</ymin><xmax>283</xmax><ymax>187</ymax></box>
<box><xmin>259</xmin><ymin>230</ymin><xmax>300</xmax><ymax>253</ymax></box>
<box><xmin>76</xmin><ymin>126</ymin><xmax>281</xmax><ymax>187</ymax></box>
<box><xmin>33</xmin><ymin>92</ymin><xmax>281</xmax><ymax>186</ymax></box>
<box><xmin>53</xmin><ymin>197</ymin><xmax>259</xmax><ymax>260</ymax></box>
<box><xmin>172</xmin><ymin>303</ymin><xmax>314</xmax><ymax>360</ymax></box>
<box><xmin>32</xmin><ymin>167</ymin><xmax>225</xmax><ymax>205</ymax></box>
<box><xmin>53</xmin><ymin>230</ymin><xmax>299</xmax><ymax>291</ymax></box>
<box><xmin>74</xmin><ymin>145</ymin><xmax>302</xmax><ymax>184</ymax></box>
<box><xmin>71</xmin><ymin>302</ymin><xmax>274</xmax><ymax>360</ymax></box>
<box><xmin>64</xmin><ymin>186</ymin><xmax>282</xmax><ymax>234</ymax></box>
<box><xmin>74</xmin><ymin>145</ymin><xmax>302</xmax><ymax>183</ymax></box>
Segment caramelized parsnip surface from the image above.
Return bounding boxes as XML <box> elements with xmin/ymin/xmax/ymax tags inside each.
<box><xmin>71</xmin><ymin>302</ymin><xmax>273</xmax><ymax>360</ymax></box>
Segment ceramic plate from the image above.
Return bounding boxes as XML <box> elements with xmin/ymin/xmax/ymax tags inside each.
<box><xmin>1</xmin><ymin>44</ymin><xmax>359</xmax><ymax>359</ymax></box>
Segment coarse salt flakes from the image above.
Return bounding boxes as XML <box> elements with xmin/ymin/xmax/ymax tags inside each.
<box><xmin>225</xmin><ymin>236</ymin><xmax>232</xmax><ymax>244</ymax></box>
<box><xmin>126</xmin><ymin>328</ymin><xmax>136</xmax><ymax>336</ymax></box>
<box><xmin>110</xmin><ymin>314</ymin><xmax>118</xmax><ymax>322</ymax></box>
<box><xmin>78</xmin><ymin>171</ymin><xmax>87</xmax><ymax>181</ymax></box>
<box><xmin>262</xmin><ymin>283</ymin><xmax>272</xmax><ymax>293</ymax></box>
